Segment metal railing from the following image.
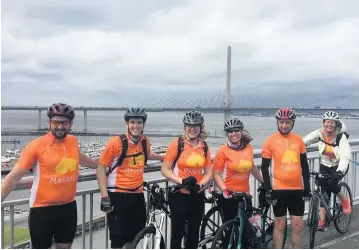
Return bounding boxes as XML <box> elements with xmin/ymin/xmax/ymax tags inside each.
<box><xmin>1</xmin><ymin>142</ymin><xmax>359</xmax><ymax>249</ymax></box>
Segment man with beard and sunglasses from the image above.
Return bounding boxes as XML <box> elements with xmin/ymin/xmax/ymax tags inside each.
<box><xmin>1</xmin><ymin>103</ymin><xmax>98</xmax><ymax>249</ymax></box>
<box><xmin>96</xmin><ymin>107</ymin><xmax>164</xmax><ymax>249</ymax></box>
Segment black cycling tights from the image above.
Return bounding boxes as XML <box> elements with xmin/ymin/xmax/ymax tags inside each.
<box><xmin>168</xmin><ymin>191</ymin><xmax>204</xmax><ymax>249</ymax></box>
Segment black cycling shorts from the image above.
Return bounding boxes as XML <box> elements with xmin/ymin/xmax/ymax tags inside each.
<box><xmin>29</xmin><ymin>200</ymin><xmax>77</xmax><ymax>249</ymax></box>
<box><xmin>272</xmin><ymin>190</ymin><xmax>304</xmax><ymax>217</ymax></box>
<box><xmin>319</xmin><ymin>165</ymin><xmax>348</xmax><ymax>207</ymax></box>
<box><xmin>319</xmin><ymin>164</ymin><xmax>346</xmax><ymax>194</ymax></box>
<box><xmin>107</xmin><ymin>192</ymin><xmax>147</xmax><ymax>248</ymax></box>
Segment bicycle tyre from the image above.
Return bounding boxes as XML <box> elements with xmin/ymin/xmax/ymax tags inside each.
<box><xmin>306</xmin><ymin>198</ymin><xmax>313</xmax><ymax>226</ymax></box>
<box><xmin>200</xmin><ymin>205</ymin><xmax>222</xmax><ymax>249</ymax></box>
<box><xmin>309</xmin><ymin>195</ymin><xmax>319</xmax><ymax>249</ymax></box>
<box><xmin>211</xmin><ymin>220</ymin><xmax>242</xmax><ymax>249</ymax></box>
<box><xmin>334</xmin><ymin>182</ymin><xmax>353</xmax><ymax>234</ymax></box>
<box><xmin>130</xmin><ymin>224</ymin><xmax>166</xmax><ymax>249</ymax></box>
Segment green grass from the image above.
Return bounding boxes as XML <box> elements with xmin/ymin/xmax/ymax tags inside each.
<box><xmin>3</xmin><ymin>224</ymin><xmax>30</xmax><ymax>248</ymax></box>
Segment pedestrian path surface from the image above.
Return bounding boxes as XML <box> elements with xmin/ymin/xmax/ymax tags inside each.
<box><xmin>72</xmin><ymin>205</ymin><xmax>359</xmax><ymax>249</ymax></box>
<box><xmin>284</xmin><ymin>204</ymin><xmax>359</xmax><ymax>249</ymax></box>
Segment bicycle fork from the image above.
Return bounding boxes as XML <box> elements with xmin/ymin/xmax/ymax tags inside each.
<box><xmin>142</xmin><ymin>212</ymin><xmax>166</xmax><ymax>249</ymax></box>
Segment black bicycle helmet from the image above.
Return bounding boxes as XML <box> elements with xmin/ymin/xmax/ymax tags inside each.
<box><xmin>183</xmin><ymin>110</ymin><xmax>204</xmax><ymax>125</ymax></box>
<box><xmin>47</xmin><ymin>103</ymin><xmax>75</xmax><ymax>120</ymax></box>
<box><xmin>224</xmin><ymin>116</ymin><xmax>244</xmax><ymax>131</ymax></box>
<box><xmin>124</xmin><ymin>108</ymin><xmax>147</xmax><ymax>122</ymax></box>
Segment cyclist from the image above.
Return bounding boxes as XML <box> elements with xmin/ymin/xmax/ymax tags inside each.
<box><xmin>261</xmin><ymin>108</ymin><xmax>311</xmax><ymax>249</ymax></box>
<box><xmin>1</xmin><ymin>103</ymin><xmax>98</xmax><ymax>249</ymax></box>
<box><xmin>97</xmin><ymin>107</ymin><xmax>164</xmax><ymax>249</ymax></box>
<box><xmin>303</xmin><ymin>111</ymin><xmax>352</xmax><ymax>230</ymax></box>
<box><xmin>213</xmin><ymin>116</ymin><xmax>264</xmax><ymax>248</ymax></box>
<box><xmin>161</xmin><ymin>110</ymin><xmax>213</xmax><ymax>249</ymax></box>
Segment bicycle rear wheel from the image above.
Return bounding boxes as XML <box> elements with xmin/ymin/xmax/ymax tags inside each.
<box><xmin>334</xmin><ymin>182</ymin><xmax>353</xmax><ymax>234</ymax></box>
<box><xmin>211</xmin><ymin>220</ymin><xmax>242</xmax><ymax>249</ymax></box>
<box><xmin>199</xmin><ymin>205</ymin><xmax>222</xmax><ymax>248</ymax></box>
<box><xmin>308</xmin><ymin>195</ymin><xmax>319</xmax><ymax>249</ymax></box>
<box><xmin>130</xmin><ymin>224</ymin><xmax>166</xmax><ymax>249</ymax></box>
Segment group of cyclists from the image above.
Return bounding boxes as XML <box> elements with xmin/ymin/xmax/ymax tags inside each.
<box><xmin>0</xmin><ymin>103</ymin><xmax>353</xmax><ymax>249</ymax></box>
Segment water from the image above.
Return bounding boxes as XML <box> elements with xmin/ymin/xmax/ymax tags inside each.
<box><xmin>2</xmin><ymin>110</ymin><xmax>359</xmax><ymax>152</ymax></box>
<box><xmin>2</xmin><ymin>111</ymin><xmax>359</xmax><ymax>236</ymax></box>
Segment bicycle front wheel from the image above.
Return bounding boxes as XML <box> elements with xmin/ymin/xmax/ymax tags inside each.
<box><xmin>211</xmin><ymin>220</ymin><xmax>242</xmax><ymax>249</ymax></box>
<box><xmin>200</xmin><ymin>205</ymin><xmax>222</xmax><ymax>249</ymax></box>
<box><xmin>130</xmin><ymin>224</ymin><xmax>166</xmax><ymax>249</ymax></box>
<box><xmin>334</xmin><ymin>182</ymin><xmax>353</xmax><ymax>234</ymax></box>
<box><xmin>308</xmin><ymin>195</ymin><xmax>319</xmax><ymax>249</ymax></box>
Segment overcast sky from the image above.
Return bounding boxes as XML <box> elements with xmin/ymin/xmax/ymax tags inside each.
<box><xmin>2</xmin><ymin>0</ymin><xmax>359</xmax><ymax>106</ymax></box>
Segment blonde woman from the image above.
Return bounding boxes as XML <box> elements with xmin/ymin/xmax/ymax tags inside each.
<box><xmin>161</xmin><ymin>110</ymin><xmax>212</xmax><ymax>249</ymax></box>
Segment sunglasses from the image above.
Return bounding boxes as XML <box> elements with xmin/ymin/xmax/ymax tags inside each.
<box><xmin>50</xmin><ymin>120</ymin><xmax>71</xmax><ymax>127</ymax></box>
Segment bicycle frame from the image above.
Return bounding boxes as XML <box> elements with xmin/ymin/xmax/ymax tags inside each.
<box><xmin>143</xmin><ymin>210</ymin><xmax>167</xmax><ymax>249</ymax></box>
<box><xmin>227</xmin><ymin>196</ymin><xmax>250</xmax><ymax>248</ymax></box>
<box><xmin>312</xmin><ymin>185</ymin><xmax>337</xmax><ymax>224</ymax></box>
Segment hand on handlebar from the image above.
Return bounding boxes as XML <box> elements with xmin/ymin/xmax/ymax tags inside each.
<box><xmin>182</xmin><ymin>176</ymin><xmax>197</xmax><ymax>186</ymax></box>
<box><xmin>222</xmin><ymin>189</ymin><xmax>232</xmax><ymax>199</ymax></box>
<box><xmin>302</xmin><ymin>189</ymin><xmax>312</xmax><ymax>202</ymax></box>
<box><xmin>265</xmin><ymin>190</ymin><xmax>277</xmax><ymax>206</ymax></box>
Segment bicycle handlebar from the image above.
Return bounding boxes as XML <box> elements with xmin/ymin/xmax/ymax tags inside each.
<box><xmin>309</xmin><ymin>171</ymin><xmax>336</xmax><ymax>180</ymax></box>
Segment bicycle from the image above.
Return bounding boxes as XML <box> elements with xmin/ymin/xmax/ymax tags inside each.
<box><xmin>130</xmin><ymin>182</ymin><xmax>217</xmax><ymax>249</ymax></box>
<box><xmin>307</xmin><ymin>170</ymin><xmax>353</xmax><ymax>249</ymax></box>
<box><xmin>130</xmin><ymin>182</ymin><xmax>170</xmax><ymax>249</ymax></box>
<box><xmin>211</xmin><ymin>189</ymin><xmax>288</xmax><ymax>249</ymax></box>
<box><xmin>199</xmin><ymin>190</ymin><xmax>223</xmax><ymax>248</ymax></box>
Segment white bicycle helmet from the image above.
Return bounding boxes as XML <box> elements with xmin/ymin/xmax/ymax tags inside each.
<box><xmin>322</xmin><ymin>111</ymin><xmax>340</xmax><ymax>121</ymax></box>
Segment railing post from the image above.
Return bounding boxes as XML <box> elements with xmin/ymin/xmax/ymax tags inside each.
<box><xmin>82</xmin><ymin>195</ymin><xmax>86</xmax><ymax>249</ymax></box>
<box><xmin>352</xmin><ymin>152</ymin><xmax>357</xmax><ymax>201</ymax></box>
<box><xmin>105</xmin><ymin>215</ymin><xmax>109</xmax><ymax>249</ymax></box>
<box><xmin>89</xmin><ymin>193</ymin><xmax>94</xmax><ymax>249</ymax></box>
<box><xmin>1</xmin><ymin>207</ymin><xmax>4</xmax><ymax>249</ymax></box>
<box><xmin>10</xmin><ymin>206</ymin><xmax>14</xmax><ymax>248</ymax></box>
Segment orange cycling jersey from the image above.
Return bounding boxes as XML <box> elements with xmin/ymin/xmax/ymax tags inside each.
<box><xmin>262</xmin><ymin>131</ymin><xmax>306</xmax><ymax>190</ymax></box>
<box><xmin>164</xmin><ymin>138</ymin><xmax>212</xmax><ymax>184</ymax></box>
<box><xmin>99</xmin><ymin>133</ymin><xmax>151</xmax><ymax>193</ymax></box>
<box><xmin>17</xmin><ymin>132</ymin><xmax>79</xmax><ymax>208</ymax></box>
<box><xmin>214</xmin><ymin>144</ymin><xmax>254</xmax><ymax>193</ymax></box>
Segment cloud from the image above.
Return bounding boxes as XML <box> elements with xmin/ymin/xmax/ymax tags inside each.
<box><xmin>1</xmin><ymin>0</ymin><xmax>359</xmax><ymax>106</ymax></box>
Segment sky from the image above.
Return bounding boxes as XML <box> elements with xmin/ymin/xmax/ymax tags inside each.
<box><xmin>1</xmin><ymin>0</ymin><xmax>359</xmax><ymax>106</ymax></box>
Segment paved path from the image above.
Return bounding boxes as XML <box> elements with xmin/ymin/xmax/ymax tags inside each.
<box><xmin>284</xmin><ymin>204</ymin><xmax>359</xmax><ymax>249</ymax></box>
<box><xmin>72</xmin><ymin>204</ymin><xmax>359</xmax><ymax>249</ymax></box>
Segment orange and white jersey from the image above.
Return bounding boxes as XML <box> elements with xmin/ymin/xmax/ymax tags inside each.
<box><xmin>164</xmin><ymin>138</ymin><xmax>212</xmax><ymax>184</ymax></box>
<box><xmin>322</xmin><ymin>134</ymin><xmax>336</xmax><ymax>160</ymax></box>
<box><xmin>262</xmin><ymin>131</ymin><xmax>306</xmax><ymax>190</ymax></box>
<box><xmin>99</xmin><ymin>133</ymin><xmax>151</xmax><ymax>193</ymax></box>
<box><xmin>213</xmin><ymin>144</ymin><xmax>254</xmax><ymax>193</ymax></box>
<box><xmin>16</xmin><ymin>132</ymin><xmax>79</xmax><ymax>208</ymax></box>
